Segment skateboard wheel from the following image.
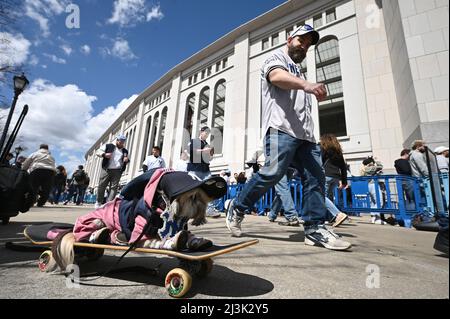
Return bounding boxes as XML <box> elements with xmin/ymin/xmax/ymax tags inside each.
<box><xmin>38</xmin><ymin>250</ymin><xmax>57</xmax><ymax>273</ymax></box>
<box><xmin>197</xmin><ymin>259</ymin><xmax>213</xmax><ymax>278</ymax></box>
<box><xmin>165</xmin><ymin>268</ymin><xmax>192</xmax><ymax>298</ymax></box>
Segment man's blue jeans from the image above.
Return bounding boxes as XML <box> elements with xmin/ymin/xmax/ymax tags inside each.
<box><xmin>268</xmin><ymin>174</ymin><xmax>298</xmax><ymax>221</ymax></box>
<box><xmin>234</xmin><ymin>129</ymin><xmax>327</xmax><ymax>226</ymax></box>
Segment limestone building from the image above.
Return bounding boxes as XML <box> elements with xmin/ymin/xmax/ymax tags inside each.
<box><xmin>84</xmin><ymin>0</ymin><xmax>449</xmax><ymax>189</ymax></box>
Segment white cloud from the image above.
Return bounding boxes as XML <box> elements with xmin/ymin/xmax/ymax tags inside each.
<box><xmin>108</xmin><ymin>0</ymin><xmax>164</xmax><ymax>27</ymax></box>
<box><xmin>101</xmin><ymin>38</ymin><xmax>137</xmax><ymax>61</ymax></box>
<box><xmin>146</xmin><ymin>4</ymin><xmax>164</xmax><ymax>21</ymax></box>
<box><xmin>0</xmin><ymin>32</ymin><xmax>31</xmax><ymax>69</ymax></box>
<box><xmin>80</xmin><ymin>44</ymin><xmax>91</xmax><ymax>55</ymax></box>
<box><xmin>43</xmin><ymin>53</ymin><xmax>67</xmax><ymax>64</ymax></box>
<box><xmin>0</xmin><ymin>79</ymin><xmax>137</xmax><ymax>174</ymax></box>
<box><xmin>24</xmin><ymin>0</ymin><xmax>71</xmax><ymax>37</ymax></box>
<box><xmin>29</xmin><ymin>55</ymin><xmax>39</xmax><ymax>66</ymax></box>
<box><xmin>60</xmin><ymin>44</ymin><xmax>72</xmax><ymax>56</ymax></box>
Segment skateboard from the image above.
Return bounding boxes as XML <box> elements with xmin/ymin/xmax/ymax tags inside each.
<box><xmin>23</xmin><ymin>223</ymin><xmax>258</xmax><ymax>298</ymax></box>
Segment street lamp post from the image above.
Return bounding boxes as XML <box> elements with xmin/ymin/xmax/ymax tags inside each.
<box><xmin>0</xmin><ymin>73</ymin><xmax>29</xmax><ymax>156</ymax></box>
<box><xmin>14</xmin><ymin>146</ymin><xmax>23</xmax><ymax>164</ymax></box>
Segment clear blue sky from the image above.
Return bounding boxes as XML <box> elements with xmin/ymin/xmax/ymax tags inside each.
<box><xmin>1</xmin><ymin>0</ymin><xmax>287</xmax><ymax>173</ymax></box>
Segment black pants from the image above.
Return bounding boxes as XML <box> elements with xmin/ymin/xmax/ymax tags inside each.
<box><xmin>30</xmin><ymin>169</ymin><xmax>55</xmax><ymax>206</ymax></box>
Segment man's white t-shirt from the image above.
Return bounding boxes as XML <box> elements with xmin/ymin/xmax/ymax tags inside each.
<box><xmin>261</xmin><ymin>48</ymin><xmax>315</xmax><ymax>143</ymax></box>
<box><xmin>108</xmin><ymin>147</ymin><xmax>124</xmax><ymax>169</ymax></box>
<box><xmin>143</xmin><ymin>155</ymin><xmax>166</xmax><ymax>170</ymax></box>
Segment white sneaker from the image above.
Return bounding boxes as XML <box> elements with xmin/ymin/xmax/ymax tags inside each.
<box><xmin>206</xmin><ymin>209</ymin><xmax>221</xmax><ymax>218</ymax></box>
<box><xmin>332</xmin><ymin>213</ymin><xmax>349</xmax><ymax>227</ymax></box>
<box><xmin>225</xmin><ymin>199</ymin><xmax>245</xmax><ymax>237</ymax></box>
<box><xmin>304</xmin><ymin>225</ymin><xmax>352</xmax><ymax>251</ymax></box>
<box><xmin>371</xmin><ymin>216</ymin><xmax>386</xmax><ymax>225</ymax></box>
<box><xmin>94</xmin><ymin>202</ymin><xmax>101</xmax><ymax>209</ymax></box>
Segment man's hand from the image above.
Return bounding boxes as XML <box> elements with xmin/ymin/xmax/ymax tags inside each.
<box><xmin>123</xmin><ymin>157</ymin><xmax>129</xmax><ymax>164</ymax></box>
<box><xmin>104</xmin><ymin>153</ymin><xmax>112</xmax><ymax>159</ymax></box>
<box><xmin>304</xmin><ymin>82</ymin><xmax>327</xmax><ymax>102</ymax></box>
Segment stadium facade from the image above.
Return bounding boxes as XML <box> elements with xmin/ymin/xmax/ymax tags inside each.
<box><xmin>84</xmin><ymin>0</ymin><xmax>449</xmax><ymax>188</ymax></box>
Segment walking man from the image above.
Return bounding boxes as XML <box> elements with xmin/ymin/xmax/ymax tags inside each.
<box><xmin>95</xmin><ymin>134</ymin><xmax>129</xmax><ymax>208</ymax></box>
<box><xmin>21</xmin><ymin>144</ymin><xmax>56</xmax><ymax>207</ymax></box>
<box><xmin>225</xmin><ymin>24</ymin><xmax>351</xmax><ymax>250</ymax></box>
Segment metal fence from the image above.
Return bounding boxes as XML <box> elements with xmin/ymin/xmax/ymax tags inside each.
<box><xmin>81</xmin><ymin>173</ymin><xmax>449</xmax><ymax>227</ymax></box>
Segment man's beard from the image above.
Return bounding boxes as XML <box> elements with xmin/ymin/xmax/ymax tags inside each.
<box><xmin>288</xmin><ymin>46</ymin><xmax>306</xmax><ymax>64</ymax></box>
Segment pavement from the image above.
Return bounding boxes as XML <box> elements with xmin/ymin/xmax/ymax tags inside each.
<box><xmin>0</xmin><ymin>205</ymin><xmax>448</xmax><ymax>299</ymax></box>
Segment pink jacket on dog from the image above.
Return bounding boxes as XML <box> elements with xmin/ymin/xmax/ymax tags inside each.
<box><xmin>72</xmin><ymin>168</ymin><xmax>170</xmax><ymax>244</ymax></box>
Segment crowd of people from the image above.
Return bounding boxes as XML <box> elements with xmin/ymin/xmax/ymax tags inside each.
<box><xmin>3</xmin><ymin>144</ymin><xmax>91</xmax><ymax>207</ymax></box>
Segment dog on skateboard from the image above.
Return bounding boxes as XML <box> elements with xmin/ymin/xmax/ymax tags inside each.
<box><xmin>49</xmin><ymin>168</ymin><xmax>227</xmax><ymax>271</ymax></box>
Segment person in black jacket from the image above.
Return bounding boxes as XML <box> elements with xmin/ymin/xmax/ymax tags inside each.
<box><xmin>394</xmin><ymin>149</ymin><xmax>412</xmax><ymax>176</ymax></box>
<box><xmin>95</xmin><ymin>134</ymin><xmax>129</xmax><ymax>208</ymax></box>
<box><xmin>394</xmin><ymin>149</ymin><xmax>415</xmax><ymax>209</ymax></box>
<box><xmin>320</xmin><ymin>134</ymin><xmax>348</xmax><ymax>227</ymax></box>
<box><xmin>50</xmin><ymin>165</ymin><xmax>67</xmax><ymax>204</ymax></box>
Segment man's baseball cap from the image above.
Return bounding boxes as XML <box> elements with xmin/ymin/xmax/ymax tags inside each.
<box><xmin>289</xmin><ymin>24</ymin><xmax>320</xmax><ymax>45</ymax></box>
<box><xmin>116</xmin><ymin>134</ymin><xmax>127</xmax><ymax>141</ymax></box>
<box><xmin>158</xmin><ymin>171</ymin><xmax>227</xmax><ymax>200</ymax></box>
<box><xmin>434</xmin><ymin>146</ymin><xmax>449</xmax><ymax>154</ymax></box>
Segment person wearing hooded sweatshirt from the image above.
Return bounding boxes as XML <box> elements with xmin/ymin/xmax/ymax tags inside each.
<box><xmin>22</xmin><ymin>144</ymin><xmax>56</xmax><ymax>207</ymax></box>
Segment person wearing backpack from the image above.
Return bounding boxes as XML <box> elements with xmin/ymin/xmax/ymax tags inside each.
<box><xmin>50</xmin><ymin>165</ymin><xmax>67</xmax><ymax>204</ymax></box>
<box><xmin>64</xmin><ymin>165</ymin><xmax>89</xmax><ymax>206</ymax></box>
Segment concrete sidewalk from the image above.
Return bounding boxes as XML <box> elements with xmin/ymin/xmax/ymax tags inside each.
<box><xmin>0</xmin><ymin>205</ymin><xmax>448</xmax><ymax>299</ymax></box>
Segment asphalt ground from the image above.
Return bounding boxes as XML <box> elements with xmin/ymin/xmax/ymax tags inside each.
<box><xmin>0</xmin><ymin>204</ymin><xmax>448</xmax><ymax>299</ymax></box>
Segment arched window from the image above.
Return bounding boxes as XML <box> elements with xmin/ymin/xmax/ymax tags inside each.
<box><xmin>315</xmin><ymin>36</ymin><xmax>347</xmax><ymax>137</ymax></box>
<box><xmin>141</xmin><ymin>115</ymin><xmax>152</xmax><ymax>164</ymax></box>
<box><xmin>158</xmin><ymin>107</ymin><xmax>168</xmax><ymax>153</ymax></box>
<box><xmin>212</xmin><ymin>80</ymin><xmax>226</xmax><ymax>154</ymax></box>
<box><xmin>125</xmin><ymin>129</ymin><xmax>133</xmax><ymax>174</ymax></box>
<box><xmin>149</xmin><ymin>112</ymin><xmax>159</xmax><ymax>154</ymax></box>
<box><xmin>184</xmin><ymin>94</ymin><xmax>195</xmax><ymax>138</ymax></box>
<box><xmin>198</xmin><ymin>87</ymin><xmax>210</xmax><ymax>128</ymax></box>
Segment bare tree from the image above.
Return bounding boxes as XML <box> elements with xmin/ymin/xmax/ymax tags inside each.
<box><xmin>0</xmin><ymin>0</ymin><xmax>17</xmax><ymax>30</ymax></box>
<box><xmin>0</xmin><ymin>1</ymin><xmax>29</xmax><ymax>157</ymax></box>
<box><xmin>0</xmin><ymin>0</ymin><xmax>25</xmax><ymax>100</ymax></box>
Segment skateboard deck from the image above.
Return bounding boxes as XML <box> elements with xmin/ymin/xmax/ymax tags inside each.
<box><xmin>23</xmin><ymin>223</ymin><xmax>258</xmax><ymax>261</ymax></box>
<box><xmin>23</xmin><ymin>223</ymin><xmax>258</xmax><ymax>298</ymax></box>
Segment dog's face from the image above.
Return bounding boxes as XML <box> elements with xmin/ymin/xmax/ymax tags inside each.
<box><xmin>170</xmin><ymin>188</ymin><xmax>213</xmax><ymax>226</ymax></box>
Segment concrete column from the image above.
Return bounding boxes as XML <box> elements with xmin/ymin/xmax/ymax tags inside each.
<box><xmin>355</xmin><ymin>0</ymin><xmax>404</xmax><ymax>172</ymax></box>
<box><xmin>227</xmin><ymin>33</ymin><xmax>250</xmax><ymax>173</ymax></box>
<box><xmin>165</xmin><ymin>74</ymin><xmax>183</xmax><ymax>167</ymax></box>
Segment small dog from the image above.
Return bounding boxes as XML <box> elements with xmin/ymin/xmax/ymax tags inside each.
<box><xmin>49</xmin><ymin>169</ymin><xmax>225</xmax><ymax>272</ymax></box>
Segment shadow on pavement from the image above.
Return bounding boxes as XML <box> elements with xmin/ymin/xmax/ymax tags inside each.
<box><xmin>242</xmin><ymin>232</ymin><xmax>305</xmax><ymax>243</ymax></box>
<box><xmin>73</xmin><ymin>255</ymin><xmax>274</xmax><ymax>298</ymax></box>
<box><xmin>0</xmin><ymin>221</ymin><xmax>53</xmax><ymax>265</ymax></box>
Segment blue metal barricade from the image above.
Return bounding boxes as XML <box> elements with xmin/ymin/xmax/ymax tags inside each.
<box><xmin>159</xmin><ymin>174</ymin><xmax>446</xmax><ymax>228</ymax></box>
